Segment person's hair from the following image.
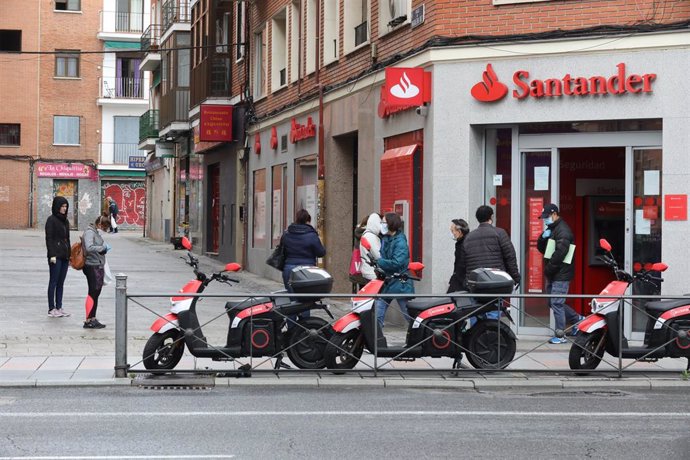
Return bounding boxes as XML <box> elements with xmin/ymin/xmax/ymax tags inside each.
<box><xmin>452</xmin><ymin>218</ymin><xmax>469</xmax><ymax>236</ymax></box>
<box><xmin>384</xmin><ymin>212</ymin><xmax>403</xmax><ymax>233</ymax></box>
<box><xmin>295</xmin><ymin>209</ymin><xmax>311</xmax><ymax>225</ymax></box>
<box><xmin>475</xmin><ymin>205</ymin><xmax>494</xmax><ymax>223</ymax></box>
<box><xmin>358</xmin><ymin>215</ymin><xmax>369</xmax><ymax>228</ymax></box>
<box><xmin>96</xmin><ymin>213</ymin><xmax>111</xmax><ymax>231</ymax></box>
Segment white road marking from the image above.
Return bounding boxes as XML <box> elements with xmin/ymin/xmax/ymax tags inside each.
<box><xmin>0</xmin><ymin>457</ymin><xmax>234</xmax><ymax>460</ymax></box>
<box><xmin>0</xmin><ymin>410</ymin><xmax>689</xmax><ymax>417</ymax></box>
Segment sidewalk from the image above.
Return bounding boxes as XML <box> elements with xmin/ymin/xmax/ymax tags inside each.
<box><xmin>1</xmin><ymin>229</ymin><xmax>688</xmax><ymax>389</ymax></box>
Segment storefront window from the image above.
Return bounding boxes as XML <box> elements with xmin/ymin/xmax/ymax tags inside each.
<box><xmin>295</xmin><ymin>155</ymin><xmax>317</xmax><ymax>222</ymax></box>
<box><xmin>271</xmin><ymin>164</ymin><xmax>287</xmax><ymax>247</ymax></box>
<box><xmin>253</xmin><ymin>169</ymin><xmax>267</xmax><ymax>247</ymax></box>
<box><xmin>485</xmin><ymin>128</ymin><xmax>513</xmax><ymax>234</ymax></box>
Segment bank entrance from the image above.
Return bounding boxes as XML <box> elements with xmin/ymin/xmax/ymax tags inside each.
<box><xmin>484</xmin><ymin>123</ymin><xmax>662</xmax><ymax>339</ymax></box>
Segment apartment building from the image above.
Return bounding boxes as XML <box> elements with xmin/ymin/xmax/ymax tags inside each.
<box><xmin>243</xmin><ymin>0</ymin><xmax>690</xmax><ymax>338</ymax></box>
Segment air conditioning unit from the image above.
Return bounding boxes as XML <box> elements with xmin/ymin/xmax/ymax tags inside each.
<box><xmin>388</xmin><ymin>0</ymin><xmax>407</xmax><ymax>27</ymax></box>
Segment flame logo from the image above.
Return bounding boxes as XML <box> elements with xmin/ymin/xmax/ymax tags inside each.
<box><xmin>471</xmin><ymin>64</ymin><xmax>508</xmax><ymax>102</ymax></box>
<box><xmin>390</xmin><ymin>72</ymin><xmax>420</xmax><ymax>99</ymax></box>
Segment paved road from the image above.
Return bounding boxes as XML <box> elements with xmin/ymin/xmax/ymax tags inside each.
<box><xmin>1</xmin><ymin>386</ymin><xmax>690</xmax><ymax>459</ymax></box>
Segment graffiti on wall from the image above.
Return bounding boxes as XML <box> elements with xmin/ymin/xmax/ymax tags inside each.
<box><xmin>102</xmin><ymin>181</ymin><xmax>145</xmax><ymax>227</ymax></box>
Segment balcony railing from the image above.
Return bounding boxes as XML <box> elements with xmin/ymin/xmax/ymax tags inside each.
<box><xmin>100</xmin><ymin>143</ymin><xmax>142</xmax><ymax>165</ymax></box>
<box><xmin>162</xmin><ymin>0</ymin><xmax>191</xmax><ymax>33</ymax></box>
<box><xmin>139</xmin><ymin>109</ymin><xmax>160</xmax><ymax>143</ymax></box>
<box><xmin>100</xmin><ymin>77</ymin><xmax>145</xmax><ymax>99</ymax></box>
<box><xmin>141</xmin><ymin>24</ymin><xmax>162</xmax><ymax>52</ymax></box>
<box><xmin>354</xmin><ymin>21</ymin><xmax>368</xmax><ymax>47</ymax></box>
<box><xmin>191</xmin><ymin>56</ymin><xmax>231</xmax><ymax>107</ymax></box>
<box><xmin>161</xmin><ymin>88</ymin><xmax>190</xmax><ymax>128</ymax></box>
<box><xmin>100</xmin><ymin>10</ymin><xmax>148</xmax><ymax>35</ymax></box>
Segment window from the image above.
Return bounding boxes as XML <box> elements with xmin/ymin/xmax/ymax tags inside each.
<box><xmin>323</xmin><ymin>0</ymin><xmax>339</xmax><ymax>65</ymax></box>
<box><xmin>295</xmin><ymin>155</ymin><xmax>317</xmax><ymax>223</ymax></box>
<box><xmin>177</xmin><ymin>34</ymin><xmax>190</xmax><ymax>87</ymax></box>
<box><xmin>271</xmin><ymin>164</ymin><xmax>288</xmax><ymax>247</ymax></box>
<box><xmin>344</xmin><ymin>0</ymin><xmax>369</xmax><ymax>53</ymax></box>
<box><xmin>253</xmin><ymin>28</ymin><xmax>266</xmax><ymax>99</ymax></box>
<box><xmin>289</xmin><ymin>0</ymin><xmax>300</xmax><ymax>82</ymax></box>
<box><xmin>253</xmin><ymin>169</ymin><xmax>267</xmax><ymax>247</ymax></box>
<box><xmin>113</xmin><ymin>117</ymin><xmax>139</xmax><ymax>164</ymax></box>
<box><xmin>55</xmin><ymin>51</ymin><xmax>79</xmax><ymax>78</ymax></box>
<box><xmin>0</xmin><ymin>124</ymin><xmax>20</xmax><ymax>146</ymax></box>
<box><xmin>55</xmin><ymin>0</ymin><xmax>80</xmax><ymax>11</ymax></box>
<box><xmin>235</xmin><ymin>1</ymin><xmax>246</xmax><ymax>61</ymax></box>
<box><xmin>0</xmin><ymin>30</ymin><xmax>21</xmax><ymax>52</ymax></box>
<box><xmin>379</xmin><ymin>0</ymin><xmax>410</xmax><ymax>35</ymax></box>
<box><xmin>305</xmin><ymin>0</ymin><xmax>316</xmax><ymax>74</ymax></box>
<box><xmin>271</xmin><ymin>9</ymin><xmax>287</xmax><ymax>91</ymax></box>
<box><xmin>53</xmin><ymin>116</ymin><xmax>80</xmax><ymax>145</ymax></box>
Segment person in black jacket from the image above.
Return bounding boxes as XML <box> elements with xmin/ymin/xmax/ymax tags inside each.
<box><xmin>459</xmin><ymin>205</ymin><xmax>520</xmax><ymax>286</ymax></box>
<box><xmin>447</xmin><ymin>218</ymin><xmax>469</xmax><ymax>293</ymax></box>
<box><xmin>281</xmin><ymin>209</ymin><xmax>326</xmax><ymax>324</ymax></box>
<box><xmin>536</xmin><ymin>203</ymin><xmax>583</xmax><ymax>344</ymax></box>
<box><xmin>107</xmin><ymin>196</ymin><xmax>119</xmax><ymax>233</ymax></box>
<box><xmin>45</xmin><ymin>196</ymin><xmax>72</xmax><ymax>318</ymax></box>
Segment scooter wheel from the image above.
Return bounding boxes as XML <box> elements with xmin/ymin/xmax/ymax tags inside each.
<box><xmin>465</xmin><ymin>322</ymin><xmax>516</xmax><ymax>369</ymax></box>
<box><xmin>324</xmin><ymin>330</ymin><xmax>364</xmax><ymax>372</ymax></box>
<box><xmin>286</xmin><ymin>317</ymin><xmax>332</xmax><ymax>369</ymax></box>
<box><xmin>143</xmin><ymin>330</ymin><xmax>184</xmax><ymax>370</ymax></box>
<box><xmin>568</xmin><ymin>330</ymin><xmax>605</xmax><ymax>373</ymax></box>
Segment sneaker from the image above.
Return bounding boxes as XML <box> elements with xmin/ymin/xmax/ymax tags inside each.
<box><xmin>56</xmin><ymin>308</ymin><xmax>71</xmax><ymax>317</ymax></box>
<box><xmin>549</xmin><ymin>336</ymin><xmax>568</xmax><ymax>344</ymax></box>
<box><xmin>84</xmin><ymin>319</ymin><xmax>106</xmax><ymax>329</ymax></box>
<box><xmin>48</xmin><ymin>309</ymin><xmax>61</xmax><ymax>318</ymax></box>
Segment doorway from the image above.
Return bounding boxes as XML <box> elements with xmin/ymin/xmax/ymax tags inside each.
<box><xmin>207</xmin><ymin>163</ymin><xmax>220</xmax><ymax>253</ymax></box>
<box><xmin>53</xmin><ymin>180</ymin><xmax>78</xmax><ymax>230</ymax></box>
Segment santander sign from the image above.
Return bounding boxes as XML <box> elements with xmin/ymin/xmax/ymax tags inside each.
<box><xmin>471</xmin><ymin>63</ymin><xmax>656</xmax><ymax>102</ymax></box>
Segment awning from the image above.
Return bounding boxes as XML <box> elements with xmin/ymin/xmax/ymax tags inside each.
<box><xmin>98</xmin><ymin>170</ymin><xmax>146</xmax><ymax>177</ymax></box>
<box><xmin>381</xmin><ymin>144</ymin><xmax>418</xmax><ymax>161</ymax></box>
<box><xmin>104</xmin><ymin>41</ymin><xmax>141</xmax><ymax>50</ymax></box>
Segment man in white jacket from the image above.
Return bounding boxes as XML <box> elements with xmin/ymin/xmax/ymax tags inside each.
<box><xmin>359</xmin><ymin>213</ymin><xmax>383</xmax><ymax>281</ymax></box>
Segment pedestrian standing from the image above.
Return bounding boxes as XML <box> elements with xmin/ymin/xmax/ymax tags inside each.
<box><xmin>537</xmin><ymin>203</ymin><xmax>583</xmax><ymax>344</ymax></box>
<box><xmin>107</xmin><ymin>196</ymin><xmax>119</xmax><ymax>233</ymax></box>
<box><xmin>359</xmin><ymin>212</ymin><xmax>383</xmax><ymax>284</ymax></box>
<box><xmin>45</xmin><ymin>196</ymin><xmax>72</xmax><ymax>318</ymax></box>
<box><xmin>447</xmin><ymin>218</ymin><xmax>469</xmax><ymax>293</ymax></box>
<box><xmin>81</xmin><ymin>215</ymin><xmax>111</xmax><ymax>329</ymax></box>
<box><xmin>459</xmin><ymin>205</ymin><xmax>521</xmax><ymax>285</ymax></box>
<box><xmin>282</xmin><ymin>209</ymin><xmax>326</xmax><ymax>324</ymax></box>
<box><xmin>375</xmin><ymin>212</ymin><xmax>414</xmax><ymax>328</ymax></box>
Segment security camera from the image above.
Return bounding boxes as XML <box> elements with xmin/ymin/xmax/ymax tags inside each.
<box><xmin>415</xmin><ymin>105</ymin><xmax>428</xmax><ymax>117</ymax></box>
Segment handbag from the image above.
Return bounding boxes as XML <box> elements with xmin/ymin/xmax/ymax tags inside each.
<box><xmin>348</xmin><ymin>247</ymin><xmax>367</xmax><ymax>285</ymax></box>
<box><xmin>266</xmin><ymin>235</ymin><xmax>286</xmax><ymax>271</ymax></box>
<box><xmin>69</xmin><ymin>237</ymin><xmax>86</xmax><ymax>270</ymax></box>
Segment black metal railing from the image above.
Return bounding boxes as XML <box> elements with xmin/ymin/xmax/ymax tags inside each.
<box><xmin>141</xmin><ymin>24</ymin><xmax>162</xmax><ymax>52</ymax></box>
<box><xmin>162</xmin><ymin>0</ymin><xmax>190</xmax><ymax>33</ymax></box>
<box><xmin>139</xmin><ymin>109</ymin><xmax>160</xmax><ymax>143</ymax></box>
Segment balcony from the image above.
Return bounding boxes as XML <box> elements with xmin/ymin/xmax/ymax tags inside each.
<box><xmin>140</xmin><ymin>24</ymin><xmax>162</xmax><ymax>71</ymax></box>
<box><xmin>160</xmin><ymin>88</ymin><xmax>190</xmax><ymax>133</ymax></box>
<box><xmin>98</xmin><ymin>76</ymin><xmax>148</xmax><ymax>105</ymax></box>
<box><xmin>99</xmin><ymin>143</ymin><xmax>145</xmax><ymax>167</ymax></box>
<box><xmin>139</xmin><ymin>109</ymin><xmax>159</xmax><ymax>151</ymax></box>
<box><xmin>162</xmin><ymin>0</ymin><xmax>191</xmax><ymax>37</ymax></box>
<box><xmin>191</xmin><ymin>56</ymin><xmax>231</xmax><ymax>108</ymax></box>
<box><xmin>98</xmin><ymin>10</ymin><xmax>149</xmax><ymax>41</ymax></box>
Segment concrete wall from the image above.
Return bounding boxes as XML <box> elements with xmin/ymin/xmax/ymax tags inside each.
<box><xmin>37</xmin><ymin>178</ymin><xmax>101</xmax><ymax>232</ymax></box>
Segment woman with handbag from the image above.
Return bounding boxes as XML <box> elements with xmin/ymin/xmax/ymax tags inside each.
<box><xmin>81</xmin><ymin>214</ymin><xmax>112</xmax><ymax>329</ymax></box>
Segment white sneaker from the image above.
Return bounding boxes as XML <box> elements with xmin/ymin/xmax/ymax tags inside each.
<box><xmin>57</xmin><ymin>309</ymin><xmax>71</xmax><ymax>317</ymax></box>
<box><xmin>48</xmin><ymin>309</ymin><xmax>62</xmax><ymax>318</ymax></box>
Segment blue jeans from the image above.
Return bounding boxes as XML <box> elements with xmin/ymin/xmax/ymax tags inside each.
<box><xmin>546</xmin><ymin>280</ymin><xmax>580</xmax><ymax>333</ymax></box>
<box><xmin>375</xmin><ymin>298</ymin><xmax>409</xmax><ymax>328</ymax></box>
<box><xmin>47</xmin><ymin>258</ymin><xmax>69</xmax><ymax>311</ymax></box>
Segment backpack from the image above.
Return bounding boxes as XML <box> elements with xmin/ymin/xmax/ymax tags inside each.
<box><xmin>69</xmin><ymin>237</ymin><xmax>86</xmax><ymax>270</ymax></box>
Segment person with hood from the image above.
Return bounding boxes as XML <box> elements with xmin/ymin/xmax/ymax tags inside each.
<box><xmin>81</xmin><ymin>214</ymin><xmax>112</xmax><ymax>329</ymax></box>
<box><xmin>375</xmin><ymin>212</ymin><xmax>414</xmax><ymax>328</ymax></box>
<box><xmin>281</xmin><ymin>209</ymin><xmax>326</xmax><ymax>323</ymax></box>
<box><xmin>359</xmin><ymin>212</ymin><xmax>383</xmax><ymax>283</ymax></box>
<box><xmin>45</xmin><ymin>196</ymin><xmax>72</xmax><ymax>318</ymax></box>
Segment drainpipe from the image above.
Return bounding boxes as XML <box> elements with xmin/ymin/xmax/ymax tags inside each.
<box><xmin>28</xmin><ymin>160</ymin><xmax>35</xmax><ymax>228</ymax></box>
<box><xmin>315</xmin><ymin>0</ymin><xmax>325</xmax><ymax>259</ymax></box>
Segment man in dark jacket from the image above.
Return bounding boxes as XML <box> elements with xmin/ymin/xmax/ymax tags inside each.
<box><xmin>459</xmin><ymin>205</ymin><xmax>520</xmax><ymax>286</ymax></box>
<box><xmin>537</xmin><ymin>203</ymin><xmax>583</xmax><ymax>344</ymax></box>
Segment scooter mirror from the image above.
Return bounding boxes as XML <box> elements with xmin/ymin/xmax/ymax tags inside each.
<box><xmin>361</xmin><ymin>238</ymin><xmax>372</xmax><ymax>251</ymax></box>
<box><xmin>599</xmin><ymin>239</ymin><xmax>612</xmax><ymax>252</ymax></box>
<box><xmin>408</xmin><ymin>261</ymin><xmax>424</xmax><ymax>271</ymax></box>
<box><xmin>181</xmin><ymin>237</ymin><xmax>192</xmax><ymax>250</ymax></box>
<box><xmin>651</xmin><ymin>262</ymin><xmax>668</xmax><ymax>272</ymax></box>
<box><xmin>224</xmin><ymin>262</ymin><xmax>242</xmax><ymax>272</ymax></box>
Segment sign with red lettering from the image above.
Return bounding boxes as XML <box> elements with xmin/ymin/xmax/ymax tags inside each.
<box><xmin>290</xmin><ymin>117</ymin><xmax>316</xmax><ymax>143</ymax></box>
<box><xmin>193</xmin><ymin>125</ymin><xmax>222</xmax><ymax>153</ymax></box>
<box><xmin>378</xmin><ymin>67</ymin><xmax>432</xmax><ymax>118</ymax></box>
<box><xmin>37</xmin><ymin>162</ymin><xmax>97</xmax><ymax>180</ymax></box>
<box><xmin>200</xmin><ymin>105</ymin><xmax>233</xmax><ymax>142</ymax></box>
<box><xmin>527</xmin><ymin>244</ymin><xmax>543</xmax><ymax>293</ymax></box>
<box><xmin>664</xmin><ymin>194</ymin><xmax>687</xmax><ymax>221</ymax></box>
<box><xmin>471</xmin><ymin>63</ymin><xmax>656</xmax><ymax>102</ymax></box>
<box><xmin>529</xmin><ymin>197</ymin><xmax>544</xmax><ymax>241</ymax></box>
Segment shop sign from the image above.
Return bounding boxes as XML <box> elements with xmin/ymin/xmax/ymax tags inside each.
<box><xmin>36</xmin><ymin>162</ymin><xmax>97</xmax><ymax>180</ymax></box>
<box><xmin>378</xmin><ymin>67</ymin><xmax>432</xmax><ymax>118</ymax></box>
<box><xmin>128</xmin><ymin>156</ymin><xmax>146</xmax><ymax>169</ymax></box>
<box><xmin>664</xmin><ymin>194</ymin><xmax>687</xmax><ymax>221</ymax></box>
<box><xmin>199</xmin><ymin>104</ymin><xmax>233</xmax><ymax>142</ymax></box>
<box><xmin>193</xmin><ymin>125</ymin><xmax>222</xmax><ymax>153</ymax></box>
<box><xmin>471</xmin><ymin>63</ymin><xmax>656</xmax><ymax>102</ymax></box>
<box><xmin>290</xmin><ymin>117</ymin><xmax>316</xmax><ymax>143</ymax></box>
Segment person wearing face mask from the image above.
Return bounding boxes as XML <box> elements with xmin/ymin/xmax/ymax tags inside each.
<box><xmin>375</xmin><ymin>212</ymin><xmax>414</xmax><ymax>328</ymax></box>
<box><xmin>447</xmin><ymin>218</ymin><xmax>470</xmax><ymax>293</ymax></box>
<box><xmin>537</xmin><ymin>203</ymin><xmax>583</xmax><ymax>344</ymax></box>
<box><xmin>359</xmin><ymin>213</ymin><xmax>383</xmax><ymax>284</ymax></box>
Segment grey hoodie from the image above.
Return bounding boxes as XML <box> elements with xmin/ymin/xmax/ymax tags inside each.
<box><xmin>82</xmin><ymin>224</ymin><xmax>107</xmax><ymax>267</ymax></box>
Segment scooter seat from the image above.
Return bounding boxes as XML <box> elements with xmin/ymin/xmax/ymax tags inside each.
<box><xmin>407</xmin><ymin>297</ymin><xmax>455</xmax><ymax>317</ymax></box>
<box><xmin>645</xmin><ymin>299</ymin><xmax>690</xmax><ymax>313</ymax></box>
<box><xmin>225</xmin><ymin>297</ymin><xmax>272</xmax><ymax>311</ymax></box>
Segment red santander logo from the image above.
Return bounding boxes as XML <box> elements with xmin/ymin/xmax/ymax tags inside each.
<box><xmin>471</xmin><ymin>64</ymin><xmax>508</xmax><ymax>102</ymax></box>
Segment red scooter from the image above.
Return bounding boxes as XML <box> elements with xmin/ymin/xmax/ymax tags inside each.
<box><xmin>569</xmin><ymin>239</ymin><xmax>690</xmax><ymax>372</ymax></box>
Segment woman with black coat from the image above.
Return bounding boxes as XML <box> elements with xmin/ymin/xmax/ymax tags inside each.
<box><xmin>45</xmin><ymin>196</ymin><xmax>72</xmax><ymax>318</ymax></box>
<box><xmin>447</xmin><ymin>218</ymin><xmax>470</xmax><ymax>293</ymax></box>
